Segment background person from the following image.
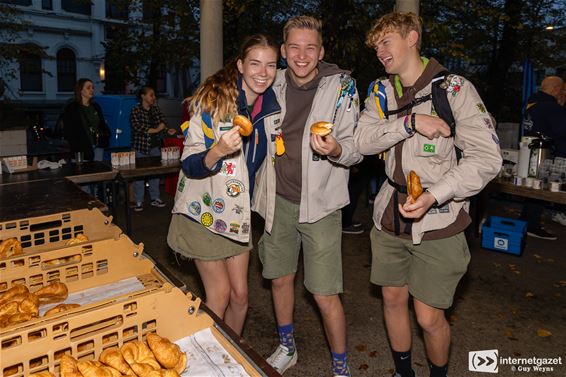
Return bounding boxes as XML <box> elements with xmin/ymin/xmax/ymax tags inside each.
<box><xmin>167</xmin><ymin>34</ymin><xmax>280</xmax><ymax>336</ymax></box>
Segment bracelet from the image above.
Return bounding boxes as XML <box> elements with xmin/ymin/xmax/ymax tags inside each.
<box><xmin>411</xmin><ymin>113</ymin><xmax>417</xmax><ymax>132</ymax></box>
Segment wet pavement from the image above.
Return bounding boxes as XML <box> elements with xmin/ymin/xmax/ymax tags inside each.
<box><xmin>121</xmin><ymin>191</ymin><xmax>565</xmax><ymax>377</ymax></box>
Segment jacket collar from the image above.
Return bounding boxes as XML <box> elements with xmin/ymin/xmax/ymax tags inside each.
<box><xmin>237</xmin><ymin>74</ymin><xmax>281</xmax><ymax>119</ymax></box>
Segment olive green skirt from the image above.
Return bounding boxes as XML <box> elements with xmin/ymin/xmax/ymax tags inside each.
<box><xmin>167</xmin><ymin>214</ymin><xmax>252</xmax><ymax>261</ymax></box>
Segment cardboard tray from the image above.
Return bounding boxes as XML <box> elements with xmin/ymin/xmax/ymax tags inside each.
<box><xmin>0</xmin><ymin>234</ymin><xmax>179</xmax><ymax>335</ymax></box>
<box><xmin>0</xmin><ymin>288</ymin><xmax>267</xmax><ymax>376</ymax></box>
<box><xmin>0</xmin><ymin>208</ymin><xmax>121</xmax><ymax>255</ymax></box>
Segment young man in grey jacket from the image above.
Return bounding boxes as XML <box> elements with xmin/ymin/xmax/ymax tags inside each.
<box><xmin>355</xmin><ymin>12</ymin><xmax>502</xmax><ymax>377</ymax></box>
<box><xmin>252</xmin><ymin>15</ymin><xmax>361</xmax><ymax>377</ymax></box>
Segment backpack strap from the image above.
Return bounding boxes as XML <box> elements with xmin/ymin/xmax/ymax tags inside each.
<box><xmin>432</xmin><ymin>71</ymin><xmax>456</xmax><ymax>137</ymax></box>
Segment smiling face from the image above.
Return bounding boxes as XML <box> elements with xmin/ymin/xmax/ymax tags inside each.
<box><xmin>281</xmin><ymin>28</ymin><xmax>324</xmax><ymax>86</ymax></box>
<box><xmin>80</xmin><ymin>81</ymin><xmax>94</xmax><ymax>103</ymax></box>
<box><xmin>237</xmin><ymin>46</ymin><xmax>278</xmax><ymax>105</ymax></box>
<box><xmin>374</xmin><ymin>29</ymin><xmax>419</xmax><ymax>76</ymax></box>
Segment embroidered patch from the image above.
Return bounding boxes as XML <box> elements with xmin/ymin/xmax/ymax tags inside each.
<box><xmin>201</xmin><ymin>212</ymin><xmax>213</xmax><ymax>227</ymax></box>
<box><xmin>219</xmin><ymin>161</ymin><xmax>237</xmax><ymax>176</ymax></box>
<box><xmin>447</xmin><ymin>76</ymin><xmax>464</xmax><ymax>97</ymax></box>
<box><xmin>219</xmin><ymin>126</ymin><xmax>232</xmax><ymax>131</ymax></box>
<box><xmin>274</xmin><ymin>118</ymin><xmax>281</xmax><ymax>124</ymax></box>
<box><xmin>427</xmin><ymin>208</ymin><xmax>438</xmax><ymax>215</ymax></box>
<box><xmin>178</xmin><ymin>176</ymin><xmax>186</xmax><ymax>192</ymax></box>
<box><xmin>202</xmin><ymin>192</ymin><xmax>212</xmax><ymax>206</ymax></box>
<box><xmin>241</xmin><ymin>222</ymin><xmax>250</xmax><ymax>234</ymax></box>
<box><xmin>492</xmin><ymin>134</ymin><xmax>500</xmax><ymax>144</ymax></box>
<box><xmin>232</xmin><ymin>205</ymin><xmax>244</xmax><ymax>214</ymax></box>
<box><xmin>229</xmin><ymin>222</ymin><xmax>240</xmax><ymax>234</ymax></box>
<box><xmin>212</xmin><ymin>198</ymin><xmax>225</xmax><ymax>213</ymax></box>
<box><xmin>476</xmin><ymin>103</ymin><xmax>487</xmax><ymax>113</ymax></box>
<box><xmin>438</xmin><ymin>204</ymin><xmax>450</xmax><ymax>214</ymax></box>
<box><xmin>226</xmin><ymin>179</ymin><xmax>245</xmax><ymax>197</ymax></box>
<box><xmin>423</xmin><ymin>144</ymin><xmax>436</xmax><ymax>153</ymax></box>
<box><xmin>214</xmin><ymin>219</ymin><xmax>227</xmax><ymax>233</ymax></box>
<box><xmin>482</xmin><ymin>117</ymin><xmax>493</xmax><ymax>129</ymax></box>
<box><xmin>188</xmin><ymin>201</ymin><xmax>201</xmax><ymax>216</ymax></box>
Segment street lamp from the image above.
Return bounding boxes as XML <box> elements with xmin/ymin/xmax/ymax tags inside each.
<box><xmin>99</xmin><ymin>60</ymin><xmax>106</xmax><ymax>81</ymax></box>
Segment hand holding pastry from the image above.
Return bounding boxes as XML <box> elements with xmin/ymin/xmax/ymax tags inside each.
<box><xmin>406</xmin><ymin>170</ymin><xmax>423</xmax><ymax>203</ymax></box>
<box><xmin>233</xmin><ymin>115</ymin><xmax>253</xmax><ymax>136</ymax></box>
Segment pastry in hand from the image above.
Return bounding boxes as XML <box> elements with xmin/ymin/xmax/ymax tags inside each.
<box><xmin>146</xmin><ymin>333</ymin><xmax>187</xmax><ymax>373</ymax></box>
<box><xmin>232</xmin><ymin>115</ymin><xmax>253</xmax><ymax>137</ymax></box>
<box><xmin>44</xmin><ymin>303</ymin><xmax>80</xmax><ymax>317</ymax></box>
<box><xmin>310</xmin><ymin>121</ymin><xmax>334</xmax><ymax>137</ymax></box>
<box><xmin>34</xmin><ymin>282</ymin><xmax>68</xmax><ymax>304</ymax></box>
<box><xmin>121</xmin><ymin>340</ymin><xmax>161</xmax><ymax>370</ymax></box>
<box><xmin>99</xmin><ymin>348</ymin><xmax>134</xmax><ymax>375</ymax></box>
<box><xmin>77</xmin><ymin>360</ymin><xmax>122</xmax><ymax>377</ymax></box>
<box><xmin>65</xmin><ymin>234</ymin><xmax>89</xmax><ymax>246</ymax></box>
<box><xmin>60</xmin><ymin>355</ymin><xmax>82</xmax><ymax>377</ymax></box>
<box><xmin>0</xmin><ymin>238</ymin><xmax>23</xmax><ymax>258</ymax></box>
<box><xmin>0</xmin><ymin>285</ymin><xmax>29</xmax><ymax>306</ymax></box>
<box><xmin>406</xmin><ymin>170</ymin><xmax>423</xmax><ymax>203</ymax></box>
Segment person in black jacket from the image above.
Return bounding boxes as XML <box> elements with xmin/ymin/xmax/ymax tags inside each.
<box><xmin>63</xmin><ymin>78</ymin><xmax>109</xmax><ymax>161</ymax></box>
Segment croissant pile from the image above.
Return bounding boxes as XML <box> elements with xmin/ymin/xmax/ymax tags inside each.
<box><xmin>65</xmin><ymin>234</ymin><xmax>90</xmax><ymax>246</ymax></box>
<box><xmin>29</xmin><ymin>334</ymin><xmax>187</xmax><ymax>377</ymax></box>
<box><xmin>0</xmin><ymin>237</ymin><xmax>23</xmax><ymax>258</ymax></box>
<box><xmin>0</xmin><ymin>282</ymin><xmax>76</xmax><ymax>328</ymax></box>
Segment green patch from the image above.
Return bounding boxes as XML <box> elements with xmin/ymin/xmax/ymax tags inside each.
<box><xmin>476</xmin><ymin>103</ymin><xmax>487</xmax><ymax>113</ymax></box>
<box><xmin>423</xmin><ymin>144</ymin><xmax>436</xmax><ymax>153</ymax></box>
<box><xmin>178</xmin><ymin>176</ymin><xmax>186</xmax><ymax>192</ymax></box>
<box><xmin>220</xmin><ymin>126</ymin><xmax>232</xmax><ymax>131</ymax></box>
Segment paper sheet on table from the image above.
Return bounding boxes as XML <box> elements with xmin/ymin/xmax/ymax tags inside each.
<box><xmin>39</xmin><ymin>277</ymin><xmax>145</xmax><ymax>316</ymax></box>
<box><xmin>176</xmin><ymin>327</ymin><xmax>251</xmax><ymax>377</ymax></box>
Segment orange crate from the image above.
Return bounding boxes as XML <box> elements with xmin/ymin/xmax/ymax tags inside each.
<box><xmin>0</xmin><ymin>288</ymin><xmax>265</xmax><ymax>376</ymax></box>
<box><xmin>0</xmin><ymin>208</ymin><xmax>120</xmax><ymax>255</ymax></box>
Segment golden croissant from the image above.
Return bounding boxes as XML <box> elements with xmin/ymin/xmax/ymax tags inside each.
<box><xmin>146</xmin><ymin>370</ymin><xmax>181</xmax><ymax>377</ymax></box>
<box><xmin>121</xmin><ymin>340</ymin><xmax>161</xmax><ymax>370</ymax></box>
<box><xmin>34</xmin><ymin>282</ymin><xmax>68</xmax><ymax>304</ymax></box>
<box><xmin>99</xmin><ymin>348</ymin><xmax>134</xmax><ymax>375</ymax></box>
<box><xmin>0</xmin><ymin>301</ymin><xmax>19</xmax><ymax>317</ymax></box>
<box><xmin>77</xmin><ymin>360</ymin><xmax>122</xmax><ymax>377</ymax></box>
<box><xmin>6</xmin><ymin>312</ymin><xmax>36</xmax><ymax>326</ymax></box>
<box><xmin>44</xmin><ymin>303</ymin><xmax>80</xmax><ymax>317</ymax></box>
<box><xmin>18</xmin><ymin>294</ymin><xmax>39</xmax><ymax>316</ymax></box>
<box><xmin>0</xmin><ymin>285</ymin><xmax>29</xmax><ymax>306</ymax></box>
<box><xmin>146</xmin><ymin>333</ymin><xmax>187</xmax><ymax>373</ymax></box>
<box><xmin>60</xmin><ymin>355</ymin><xmax>82</xmax><ymax>377</ymax></box>
<box><xmin>28</xmin><ymin>372</ymin><xmax>55</xmax><ymax>377</ymax></box>
<box><xmin>131</xmin><ymin>362</ymin><xmax>159</xmax><ymax>376</ymax></box>
<box><xmin>0</xmin><ymin>237</ymin><xmax>23</xmax><ymax>258</ymax></box>
<box><xmin>65</xmin><ymin>234</ymin><xmax>89</xmax><ymax>246</ymax></box>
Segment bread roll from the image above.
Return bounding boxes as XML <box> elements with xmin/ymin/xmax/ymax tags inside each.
<box><xmin>310</xmin><ymin>121</ymin><xmax>334</xmax><ymax>137</ymax></box>
<box><xmin>146</xmin><ymin>333</ymin><xmax>187</xmax><ymax>373</ymax></box>
<box><xmin>406</xmin><ymin>170</ymin><xmax>423</xmax><ymax>203</ymax></box>
<box><xmin>77</xmin><ymin>360</ymin><xmax>122</xmax><ymax>377</ymax></box>
<box><xmin>233</xmin><ymin>115</ymin><xmax>253</xmax><ymax>137</ymax></box>
<box><xmin>44</xmin><ymin>303</ymin><xmax>80</xmax><ymax>317</ymax></box>
<box><xmin>0</xmin><ymin>238</ymin><xmax>23</xmax><ymax>258</ymax></box>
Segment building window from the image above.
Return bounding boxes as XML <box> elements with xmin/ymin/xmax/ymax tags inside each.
<box><xmin>0</xmin><ymin>0</ymin><xmax>32</xmax><ymax>5</ymax></box>
<box><xmin>19</xmin><ymin>51</ymin><xmax>42</xmax><ymax>92</ymax></box>
<box><xmin>57</xmin><ymin>48</ymin><xmax>76</xmax><ymax>92</ymax></box>
<box><xmin>106</xmin><ymin>0</ymin><xmax>128</xmax><ymax>20</ymax></box>
<box><xmin>42</xmin><ymin>0</ymin><xmax>52</xmax><ymax>10</ymax></box>
<box><xmin>61</xmin><ymin>0</ymin><xmax>90</xmax><ymax>15</ymax></box>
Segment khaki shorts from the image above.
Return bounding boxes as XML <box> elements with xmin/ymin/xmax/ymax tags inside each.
<box><xmin>370</xmin><ymin>227</ymin><xmax>470</xmax><ymax>309</ymax></box>
<box><xmin>167</xmin><ymin>214</ymin><xmax>251</xmax><ymax>261</ymax></box>
<box><xmin>258</xmin><ymin>195</ymin><xmax>343</xmax><ymax>295</ymax></box>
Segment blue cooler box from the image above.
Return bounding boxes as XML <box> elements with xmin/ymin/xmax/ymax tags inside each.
<box><xmin>481</xmin><ymin>216</ymin><xmax>527</xmax><ymax>255</ymax></box>
<box><xmin>94</xmin><ymin>95</ymin><xmax>137</xmax><ymax>149</ymax></box>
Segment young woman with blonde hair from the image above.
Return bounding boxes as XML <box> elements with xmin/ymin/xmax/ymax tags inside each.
<box><xmin>167</xmin><ymin>34</ymin><xmax>280</xmax><ymax>335</ymax></box>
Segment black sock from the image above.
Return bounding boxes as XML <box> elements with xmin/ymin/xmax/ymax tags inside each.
<box><xmin>429</xmin><ymin>361</ymin><xmax>448</xmax><ymax>377</ymax></box>
<box><xmin>392</xmin><ymin>350</ymin><xmax>414</xmax><ymax>377</ymax></box>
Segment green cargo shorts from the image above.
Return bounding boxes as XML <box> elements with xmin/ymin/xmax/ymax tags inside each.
<box><xmin>370</xmin><ymin>227</ymin><xmax>470</xmax><ymax>309</ymax></box>
<box><xmin>258</xmin><ymin>195</ymin><xmax>343</xmax><ymax>295</ymax></box>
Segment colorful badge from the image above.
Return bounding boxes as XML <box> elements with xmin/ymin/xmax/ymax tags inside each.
<box><xmin>220</xmin><ymin>161</ymin><xmax>237</xmax><ymax>176</ymax></box>
<box><xmin>202</xmin><ymin>192</ymin><xmax>212</xmax><ymax>206</ymax></box>
<box><xmin>423</xmin><ymin>143</ymin><xmax>436</xmax><ymax>153</ymax></box>
<box><xmin>447</xmin><ymin>76</ymin><xmax>464</xmax><ymax>97</ymax></box>
<box><xmin>241</xmin><ymin>222</ymin><xmax>250</xmax><ymax>234</ymax></box>
<box><xmin>188</xmin><ymin>201</ymin><xmax>201</xmax><ymax>216</ymax></box>
<box><xmin>476</xmin><ymin>103</ymin><xmax>487</xmax><ymax>113</ymax></box>
<box><xmin>214</xmin><ymin>219</ymin><xmax>227</xmax><ymax>233</ymax></box>
<box><xmin>178</xmin><ymin>176</ymin><xmax>186</xmax><ymax>192</ymax></box>
<box><xmin>226</xmin><ymin>179</ymin><xmax>245</xmax><ymax>197</ymax></box>
<box><xmin>229</xmin><ymin>222</ymin><xmax>240</xmax><ymax>234</ymax></box>
<box><xmin>482</xmin><ymin>117</ymin><xmax>493</xmax><ymax>129</ymax></box>
<box><xmin>212</xmin><ymin>198</ymin><xmax>225</xmax><ymax>213</ymax></box>
<box><xmin>232</xmin><ymin>205</ymin><xmax>244</xmax><ymax>214</ymax></box>
<box><xmin>201</xmin><ymin>212</ymin><xmax>213</xmax><ymax>227</ymax></box>
<box><xmin>492</xmin><ymin>134</ymin><xmax>500</xmax><ymax>145</ymax></box>
<box><xmin>275</xmin><ymin>135</ymin><xmax>285</xmax><ymax>156</ymax></box>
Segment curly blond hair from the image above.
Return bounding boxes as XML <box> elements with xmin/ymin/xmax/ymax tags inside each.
<box><xmin>366</xmin><ymin>12</ymin><xmax>422</xmax><ymax>50</ymax></box>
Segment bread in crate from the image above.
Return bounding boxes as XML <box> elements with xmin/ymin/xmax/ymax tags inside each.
<box><xmin>0</xmin><ymin>208</ymin><xmax>120</xmax><ymax>257</ymax></box>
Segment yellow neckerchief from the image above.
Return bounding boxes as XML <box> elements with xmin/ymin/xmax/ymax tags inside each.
<box><xmin>393</xmin><ymin>57</ymin><xmax>429</xmax><ymax>98</ymax></box>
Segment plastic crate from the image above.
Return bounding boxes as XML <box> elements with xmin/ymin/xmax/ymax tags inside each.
<box><xmin>0</xmin><ymin>208</ymin><xmax>121</xmax><ymax>255</ymax></box>
<box><xmin>0</xmin><ymin>288</ymin><xmax>265</xmax><ymax>377</ymax></box>
<box><xmin>481</xmin><ymin>216</ymin><xmax>527</xmax><ymax>255</ymax></box>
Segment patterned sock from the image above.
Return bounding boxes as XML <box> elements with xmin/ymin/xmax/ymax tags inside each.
<box><xmin>331</xmin><ymin>351</ymin><xmax>350</xmax><ymax>376</ymax></box>
<box><xmin>277</xmin><ymin>323</ymin><xmax>295</xmax><ymax>354</ymax></box>
<box><xmin>392</xmin><ymin>349</ymin><xmax>415</xmax><ymax>377</ymax></box>
<box><xmin>429</xmin><ymin>361</ymin><xmax>448</xmax><ymax>377</ymax></box>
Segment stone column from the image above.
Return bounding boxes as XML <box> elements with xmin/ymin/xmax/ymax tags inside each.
<box><xmin>395</xmin><ymin>0</ymin><xmax>419</xmax><ymax>15</ymax></box>
<box><xmin>199</xmin><ymin>0</ymin><xmax>223</xmax><ymax>83</ymax></box>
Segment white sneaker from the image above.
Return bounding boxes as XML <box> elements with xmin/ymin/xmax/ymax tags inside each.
<box><xmin>266</xmin><ymin>345</ymin><xmax>297</xmax><ymax>374</ymax></box>
<box><xmin>551</xmin><ymin>212</ymin><xmax>566</xmax><ymax>226</ymax></box>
